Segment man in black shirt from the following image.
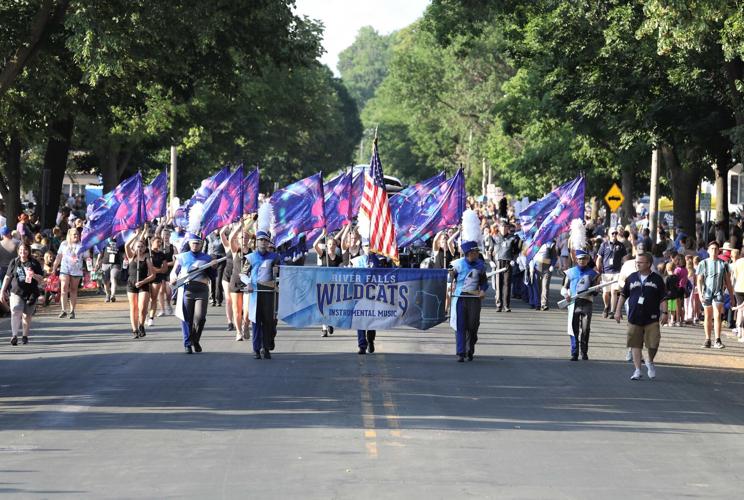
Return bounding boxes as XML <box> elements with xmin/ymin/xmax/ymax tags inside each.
<box><xmin>615</xmin><ymin>252</ymin><xmax>668</xmax><ymax>381</ymax></box>
<box><xmin>491</xmin><ymin>222</ymin><xmax>521</xmax><ymax>312</ymax></box>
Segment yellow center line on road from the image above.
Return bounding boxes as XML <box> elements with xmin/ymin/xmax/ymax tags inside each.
<box><xmin>379</xmin><ymin>354</ymin><xmax>404</xmax><ymax>444</ymax></box>
<box><xmin>360</xmin><ymin>372</ymin><xmax>378</xmax><ymax>458</ymax></box>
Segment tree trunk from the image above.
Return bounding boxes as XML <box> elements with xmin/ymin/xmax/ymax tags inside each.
<box><xmin>714</xmin><ymin>164</ymin><xmax>729</xmax><ymax>235</ymax></box>
<box><xmin>0</xmin><ymin>134</ymin><xmax>23</xmax><ymax>228</ymax></box>
<box><xmin>662</xmin><ymin>145</ymin><xmax>698</xmax><ymax>239</ymax></box>
<box><xmin>621</xmin><ymin>162</ymin><xmax>635</xmax><ymax>225</ymax></box>
<box><xmin>100</xmin><ymin>140</ymin><xmax>133</xmax><ymax>192</ymax></box>
<box><xmin>100</xmin><ymin>140</ymin><xmax>121</xmax><ymax>193</ymax></box>
<box><xmin>590</xmin><ymin>196</ymin><xmax>598</xmax><ymax>220</ymax></box>
<box><xmin>39</xmin><ymin>115</ymin><xmax>74</xmax><ymax>229</ymax></box>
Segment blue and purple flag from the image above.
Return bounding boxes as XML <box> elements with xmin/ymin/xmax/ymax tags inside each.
<box><xmin>395</xmin><ymin>169</ymin><xmax>465</xmax><ymax>247</ymax></box>
<box><xmin>306</xmin><ymin>170</ymin><xmax>353</xmax><ymax>245</ymax></box>
<box><xmin>144</xmin><ymin>170</ymin><xmax>168</xmax><ymax>222</ymax></box>
<box><xmin>201</xmin><ymin>165</ymin><xmax>244</xmax><ymax>237</ymax></box>
<box><xmin>243</xmin><ymin>167</ymin><xmax>260</xmax><ymax>214</ymax></box>
<box><xmin>518</xmin><ymin>177</ymin><xmax>584</xmax><ymax>235</ymax></box>
<box><xmin>390</xmin><ymin>172</ymin><xmax>446</xmax><ymax>243</ymax></box>
<box><xmin>351</xmin><ymin>167</ymin><xmax>365</xmax><ymax>218</ymax></box>
<box><xmin>523</xmin><ymin>176</ymin><xmax>585</xmax><ymax>260</ymax></box>
<box><xmin>270</xmin><ymin>173</ymin><xmax>326</xmax><ymax>248</ymax></box>
<box><xmin>323</xmin><ymin>171</ymin><xmax>352</xmax><ymax>233</ymax></box>
<box><xmin>174</xmin><ymin>166</ymin><xmax>231</xmax><ymax>227</ymax></box>
<box><xmin>81</xmin><ymin>172</ymin><xmax>144</xmax><ymax>251</ymax></box>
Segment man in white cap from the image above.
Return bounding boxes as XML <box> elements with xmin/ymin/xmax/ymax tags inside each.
<box><xmin>596</xmin><ymin>228</ymin><xmax>626</xmax><ymax>318</ymax></box>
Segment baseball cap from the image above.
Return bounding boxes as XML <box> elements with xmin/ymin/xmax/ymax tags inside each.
<box><xmin>0</xmin><ymin>226</ymin><xmax>9</xmax><ymax>237</ymax></box>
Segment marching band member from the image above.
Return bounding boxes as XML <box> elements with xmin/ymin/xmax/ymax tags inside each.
<box><xmin>170</xmin><ymin>204</ymin><xmax>216</xmax><ymax>354</ymax></box>
<box><xmin>352</xmin><ymin>240</ymin><xmax>381</xmax><ymax>354</ymax></box>
<box><xmin>242</xmin><ymin>204</ymin><xmax>281</xmax><ymax>359</ymax></box>
<box><xmin>449</xmin><ymin>210</ymin><xmax>488</xmax><ymax>362</ymax></box>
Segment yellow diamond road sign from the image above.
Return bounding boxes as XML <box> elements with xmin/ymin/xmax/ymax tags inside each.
<box><xmin>604</xmin><ymin>183</ymin><xmax>624</xmax><ymax>213</ymax></box>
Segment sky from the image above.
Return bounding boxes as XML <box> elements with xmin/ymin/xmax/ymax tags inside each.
<box><xmin>293</xmin><ymin>0</ymin><xmax>431</xmax><ymax>74</ymax></box>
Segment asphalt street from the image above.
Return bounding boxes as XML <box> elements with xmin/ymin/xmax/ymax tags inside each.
<box><xmin>2</xmin><ymin>280</ymin><xmax>744</xmax><ymax>499</ymax></box>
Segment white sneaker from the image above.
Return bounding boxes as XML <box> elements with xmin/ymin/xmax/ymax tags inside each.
<box><xmin>166</xmin><ymin>306</ymin><xmax>174</xmax><ymax>316</ymax></box>
<box><xmin>156</xmin><ymin>311</ymin><xmax>165</xmax><ymax>318</ymax></box>
<box><xmin>630</xmin><ymin>369</ymin><xmax>642</xmax><ymax>381</ymax></box>
<box><xmin>235</xmin><ymin>332</ymin><xmax>243</xmax><ymax>341</ymax></box>
<box><xmin>145</xmin><ymin>318</ymin><xmax>153</xmax><ymax>327</ymax></box>
<box><xmin>625</xmin><ymin>349</ymin><xmax>632</xmax><ymax>362</ymax></box>
<box><xmin>646</xmin><ymin>362</ymin><xmax>656</xmax><ymax>379</ymax></box>
<box><xmin>738</xmin><ymin>336</ymin><xmax>744</xmax><ymax>343</ymax></box>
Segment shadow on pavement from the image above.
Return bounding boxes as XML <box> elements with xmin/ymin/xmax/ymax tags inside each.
<box><xmin>1</xmin><ymin>350</ymin><xmax>744</xmax><ymax>434</ymax></box>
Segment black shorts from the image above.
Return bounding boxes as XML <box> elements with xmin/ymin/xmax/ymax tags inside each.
<box><xmin>127</xmin><ymin>283</ymin><xmax>150</xmax><ymax>294</ymax></box>
<box><xmin>154</xmin><ymin>273</ymin><xmax>168</xmax><ymax>284</ymax></box>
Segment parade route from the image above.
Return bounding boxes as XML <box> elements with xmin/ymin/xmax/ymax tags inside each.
<box><xmin>2</xmin><ymin>286</ymin><xmax>744</xmax><ymax>500</ymax></box>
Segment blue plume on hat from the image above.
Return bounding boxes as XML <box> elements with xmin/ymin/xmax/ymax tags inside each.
<box><xmin>575</xmin><ymin>249</ymin><xmax>589</xmax><ymax>258</ymax></box>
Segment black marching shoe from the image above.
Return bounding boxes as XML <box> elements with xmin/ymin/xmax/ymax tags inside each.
<box><xmin>138</xmin><ymin>325</ymin><xmax>146</xmax><ymax>338</ymax></box>
<box><xmin>570</xmin><ymin>354</ymin><xmax>578</xmax><ymax>361</ymax></box>
<box><xmin>457</xmin><ymin>355</ymin><xmax>465</xmax><ymax>362</ymax></box>
<box><xmin>132</xmin><ymin>330</ymin><xmax>140</xmax><ymax>339</ymax></box>
<box><xmin>358</xmin><ymin>347</ymin><xmax>366</xmax><ymax>355</ymax></box>
<box><xmin>226</xmin><ymin>323</ymin><xmax>234</xmax><ymax>331</ymax></box>
<box><xmin>367</xmin><ymin>341</ymin><xmax>375</xmax><ymax>354</ymax></box>
<box><xmin>185</xmin><ymin>345</ymin><xmax>193</xmax><ymax>354</ymax></box>
<box><xmin>263</xmin><ymin>349</ymin><xmax>271</xmax><ymax>359</ymax></box>
<box><xmin>254</xmin><ymin>351</ymin><xmax>262</xmax><ymax>359</ymax></box>
<box><xmin>581</xmin><ymin>353</ymin><xmax>589</xmax><ymax>360</ymax></box>
<box><xmin>10</xmin><ymin>336</ymin><xmax>18</xmax><ymax>346</ymax></box>
<box><xmin>22</xmin><ymin>336</ymin><xmax>28</xmax><ymax>345</ymax></box>
<box><xmin>467</xmin><ymin>352</ymin><xmax>474</xmax><ymax>361</ymax></box>
<box><xmin>193</xmin><ymin>342</ymin><xmax>202</xmax><ymax>353</ymax></box>
<box><xmin>328</xmin><ymin>326</ymin><xmax>334</xmax><ymax>335</ymax></box>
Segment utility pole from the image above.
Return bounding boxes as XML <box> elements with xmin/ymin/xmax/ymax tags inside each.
<box><xmin>169</xmin><ymin>145</ymin><xmax>177</xmax><ymax>203</ymax></box>
<box><xmin>649</xmin><ymin>148</ymin><xmax>660</xmax><ymax>239</ymax></box>
<box><xmin>482</xmin><ymin>158</ymin><xmax>486</xmax><ymax>197</ymax></box>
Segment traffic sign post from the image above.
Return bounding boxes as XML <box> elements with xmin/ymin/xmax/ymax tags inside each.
<box><xmin>604</xmin><ymin>183</ymin><xmax>624</xmax><ymax>213</ymax></box>
<box><xmin>699</xmin><ymin>193</ymin><xmax>712</xmax><ymax>212</ymax></box>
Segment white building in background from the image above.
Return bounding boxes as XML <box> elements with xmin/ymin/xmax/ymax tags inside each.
<box><xmin>728</xmin><ymin>163</ymin><xmax>744</xmax><ymax>214</ymax></box>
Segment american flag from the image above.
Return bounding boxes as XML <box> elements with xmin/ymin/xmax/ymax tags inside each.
<box><xmin>360</xmin><ymin>141</ymin><xmax>399</xmax><ymax>264</ymax></box>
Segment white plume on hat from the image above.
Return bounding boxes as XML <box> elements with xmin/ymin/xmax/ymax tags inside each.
<box><xmin>460</xmin><ymin>209</ymin><xmax>482</xmax><ymax>253</ymax></box>
<box><xmin>570</xmin><ymin>218</ymin><xmax>586</xmax><ymax>251</ymax></box>
<box><xmin>170</xmin><ymin>196</ymin><xmax>180</xmax><ymax>217</ymax></box>
<box><xmin>257</xmin><ymin>202</ymin><xmax>273</xmax><ymax>236</ymax></box>
<box><xmin>187</xmin><ymin>201</ymin><xmax>204</xmax><ymax>235</ymax></box>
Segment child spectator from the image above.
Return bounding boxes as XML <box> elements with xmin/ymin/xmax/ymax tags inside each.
<box><xmin>664</xmin><ymin>261</ymin><xmax>681</xmax><ymax>327</ymax></box>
